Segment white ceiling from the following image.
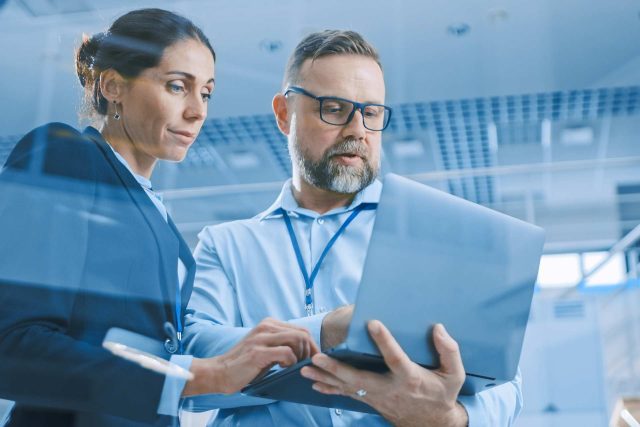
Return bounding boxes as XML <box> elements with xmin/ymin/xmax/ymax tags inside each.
<box><xmin>1</xmin><ymin>0</ymin><xmax>640</xmax><ymax>250</ymax></box>
<box><xmin>1</xmin><ymin>0</ymin><xmax>639</xmax><ymax>135</ymax></box>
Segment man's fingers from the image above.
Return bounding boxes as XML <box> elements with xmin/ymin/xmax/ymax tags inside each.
<box><xmin>433</xmin><ymin>323</ymin><xmax>465</xmax><ymax>381</ymax></box>
<box><xmin>367</xmin><ymin>320</ymin><xmax>411</xmax><ymax>374</ymax></box>
<box><xmin>311</xmin><ymin>379</ymin><xmax>370</xmax><ymax>403</ymax></box>
<box><xmin>300</xmin><ymin>365</ymin><xmax>343</xmax><ymax>389</ymax></box>
<box><xmin>308</xmin><ymin>354</ymin><xmax>382</xmax><ymax>400</ymax></box>
<box><xmin>310</xmin><ymin>353</ymin><xmax>380</xmax><ymax>392</ymax></box>
<box><xmin>311</xmin><ymin>382</ymin><xmax>343</xmax><ymax>396</ymax></box>
<box><xmin>311</xmin><ymin>353</ymin><xmax>359</xmax><ymax>383</ymax></box>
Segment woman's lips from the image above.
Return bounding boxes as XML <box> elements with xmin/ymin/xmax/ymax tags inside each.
<box><xmin>168</xmin><ymin>129</ymin><xmax>196</xmax><ymax>145</ymax></box>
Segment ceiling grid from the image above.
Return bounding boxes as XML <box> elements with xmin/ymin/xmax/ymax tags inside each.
<box><xmin>1</xmin><ymin>86</ymin><xmax>638</xmax><ymax>207</ymax></box>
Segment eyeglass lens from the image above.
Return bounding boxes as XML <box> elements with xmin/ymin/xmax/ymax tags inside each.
<box><xmin>319</xmin><ymin>98</ymin><xmax>389</xmax><ymax>130</ymax></box>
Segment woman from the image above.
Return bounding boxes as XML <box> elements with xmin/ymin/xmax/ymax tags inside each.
<box><xmin>0</xmin><ymin>8</ymin><xmax>316</xmax><ymax>427</ymax></box>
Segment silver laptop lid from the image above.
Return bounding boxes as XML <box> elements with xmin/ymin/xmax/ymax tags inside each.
<box><xmin>346</xmin><ymin>173</ymin><xmax>544</xmax><ymax>381</ymax></box>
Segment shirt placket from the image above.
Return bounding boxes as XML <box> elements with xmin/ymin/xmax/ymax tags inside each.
<box><xmin>308</xmin><ymin>214</ymin><xmax>329</xmax><ymax>315</ymax></box>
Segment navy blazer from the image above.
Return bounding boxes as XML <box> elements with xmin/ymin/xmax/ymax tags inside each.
<box><xmin>0</xmin><ymin>123</ymin><xmax>195</xmax><ymax>426</ymax></box>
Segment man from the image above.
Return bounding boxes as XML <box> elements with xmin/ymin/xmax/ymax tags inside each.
<box><xmin>184</xmin><ymin>30</ymin><xmax>522</xmax><ymax>426</ymax></box>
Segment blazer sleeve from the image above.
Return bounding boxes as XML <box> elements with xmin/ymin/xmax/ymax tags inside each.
<box><xmin>0</xmin><ymin>124</ymin><xmax>168</xmax><ymax>423</ymax></box>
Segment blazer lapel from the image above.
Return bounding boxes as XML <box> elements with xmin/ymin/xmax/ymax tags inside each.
<box><xmin>82</xmin><ymin>127</ymin><xmax>179</xmax><ymax>323</ymax></box>
<box><xmin>168</xmin><ymin>216</ymin><xmax>195</xmax><ymax>318</ymax></box>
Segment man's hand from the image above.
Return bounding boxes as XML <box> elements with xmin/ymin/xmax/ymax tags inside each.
<box><xmin>301</xmin><ymin>320</ymin><xmax>468</xmax><ymax>427</ymax></box>
<box><xmin>183</xmin><ymin>317</ymin><xmax>319</xmax><ymax>396</ymax></box>
<box><xmin>320</xmin><ymin>304</ymin><xmax>353</xmax><ymax>350</ymax></box>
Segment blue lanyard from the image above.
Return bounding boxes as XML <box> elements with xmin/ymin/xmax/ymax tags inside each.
<box><xmin>280</xmin><ymin>203</ymin><xmax>376</xmax><ymax>316</ymax></box>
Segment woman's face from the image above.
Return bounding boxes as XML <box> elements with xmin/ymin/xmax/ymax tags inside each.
<box><xmin>119</xmin><ymin>38</ymin><xmax>215</xmax><ymax>162</ymax></box>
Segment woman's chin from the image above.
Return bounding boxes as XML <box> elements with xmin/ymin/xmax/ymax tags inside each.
<box><xmin>161</xmin><ymin>148</ymin><xmax>189</xmax><ymax>163</ymax></box>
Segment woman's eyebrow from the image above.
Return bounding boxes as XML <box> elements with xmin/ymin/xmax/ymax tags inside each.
<box><xmin>165</xmin><ymin>71</ymin><xmax>215</xmax><ymax>84</ymax></box>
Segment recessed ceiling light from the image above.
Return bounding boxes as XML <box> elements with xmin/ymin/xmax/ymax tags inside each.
<box><xmin>259</xmin><ymin>39</ymin><xmax>283</xmax><ymax>53</ymax></box>
<box><xmin>488</xmin><ymin>8</ymin><xmax>509</xmax><ymax>23</ymax></box>
<box><xmin>447</xmin><ymin>23</ymin><xmax>471</xmax><ymax>37</ymax></box>
<box><xmin>561</xmin><ymin>125</ymin><xmax>594</xmax><ymax>146</ymax></box>
<box><xmin>228</xmin><ymin>150</ymin><xmax>261</xmax><ymax>169</ymax></box>
<box><xmin>391</xmin><ymin>139</ymin><xmax>425</xmax><ymax>158</ymax></box>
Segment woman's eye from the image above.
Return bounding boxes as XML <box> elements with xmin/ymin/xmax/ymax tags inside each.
<box><xmin>202</xmin><ymin>93</ymin><xmax>211</xmax><ymax>102</ymax></box>
<box><xmin>168</xmin><ymin>82</ymin><xmax>185</xmax><ymax>93</ymax></box>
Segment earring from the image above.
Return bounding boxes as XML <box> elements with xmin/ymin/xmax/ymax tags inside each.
<box><xmin>113</xmin><ymin>101</ymin><xmax>121</xmax><ymax>120</ymax></box>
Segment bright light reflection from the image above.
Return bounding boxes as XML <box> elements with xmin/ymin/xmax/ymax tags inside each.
<box><xmin>582</xmin><ymin>251</ymin><xmax>626</xmax><ymax>287</ymax></box>
<box><xmin>536</xmin><ymin>252</ymin><xmax>628</xmax><ymax>288</ymax></box>
<box><xmin>537</xmin><ymin>253</ymin><xmax>582</xmax><ymax>288</ymax></box>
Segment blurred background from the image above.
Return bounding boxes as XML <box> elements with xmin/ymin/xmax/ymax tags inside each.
<box><xmin>0</xmin><ymin>0</ymin><xmax>639</xmax><ymax>425</ymax></box>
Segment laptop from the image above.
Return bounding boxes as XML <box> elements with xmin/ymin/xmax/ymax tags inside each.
<box><xmin>242</xmin><ymin>173</ymin><xmax>545</xmax><ymax>413</ymax></box>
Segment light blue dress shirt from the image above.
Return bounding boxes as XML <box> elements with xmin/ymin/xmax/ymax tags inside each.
<box><xmin>183</xmin><ymin>179</ymin><xmax>523</xmax><ymax>427</ymax></box>
<box><xmin>110</xmin><ymin>147</ymin><xmax>192</xmax><ymax>417</ymax></box>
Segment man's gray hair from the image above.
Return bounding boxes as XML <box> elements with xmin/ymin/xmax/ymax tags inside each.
<box><xmin>282</xmin><ymin>29</ymin><xmax>382</xmax><ymax>89</ymax></box>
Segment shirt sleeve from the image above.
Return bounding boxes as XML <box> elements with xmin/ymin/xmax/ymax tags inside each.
<box><xmin>183</xmin><ymin>227</ymin><xmax>252</xmax><ymax>357</ymax></box>
<box><xmin>457</xmin><ymin>368</ymin><xmax>523</xmax><ymax>427</ymax></box>
<box><xmin>182</xmin><ymin>228</ymin><xmax>274</xmax><ymax>410</ymax></box>
<box><xmin>287</xmin><ymin>312</ymin><xmax>328</xmax><ymax>350</ymax></box>
<box><xmin>157</xmin><ymin>355</ymin><xmax>193</xmax><ymax>416</ymax></box>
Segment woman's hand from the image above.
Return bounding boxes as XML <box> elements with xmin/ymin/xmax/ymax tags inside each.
<box><xmin>183</xmin><ymin>317</ymin><xmax>319</xmax><ymax>396</ymax></box>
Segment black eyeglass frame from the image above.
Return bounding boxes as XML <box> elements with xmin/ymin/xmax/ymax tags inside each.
<box><xmin>283</xmin><ymin>85</ymin><xmax>392</xmax><ymax>132</ymax></box>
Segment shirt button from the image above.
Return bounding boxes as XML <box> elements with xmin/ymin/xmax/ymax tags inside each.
<box><xmin>335</xmin><ymin>409</ymin><xmax>343</xmax><ymax>416</ymax></box>
<box><xmin>319</xmin><ymin>306</ymin><xmax>327</xmax><ymax>313</ymax></box>
<box><xmin>317</xmin><ymin>218</ymin><xmax>324</xmax><ymax>224</ymax></box>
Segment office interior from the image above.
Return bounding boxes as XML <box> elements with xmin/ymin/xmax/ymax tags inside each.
<box><xmin>0</xmin><ymin>0</ymin><xmax>639</xmax><ymax>425</ymax></box>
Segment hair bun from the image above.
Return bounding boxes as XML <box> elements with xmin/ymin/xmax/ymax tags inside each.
<box><xmin>76</xmin><ymin>32</ymin><xmax>106</xmax><ymax>88</ymax></box>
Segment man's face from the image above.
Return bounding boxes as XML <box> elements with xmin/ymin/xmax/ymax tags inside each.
<box><xmin>285</xmin><ymin>54</ymin><xmax>385</xmax><ymax>194</ymax></box>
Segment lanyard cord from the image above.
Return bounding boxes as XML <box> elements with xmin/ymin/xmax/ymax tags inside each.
<box><xmin>280</xmin><ymin>203</ymin><xmax>377</xmax><ymax>316</ymax></box>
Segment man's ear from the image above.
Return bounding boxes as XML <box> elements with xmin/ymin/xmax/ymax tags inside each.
<box><xmin>99</xmin><ymin>69</ymin><xmax>127</xmax><ymax>103</ymax></box>
<box><xmin>272</xmin><ymin>93</ymin><xmax>291</xmax><ymax>136</ymax></box>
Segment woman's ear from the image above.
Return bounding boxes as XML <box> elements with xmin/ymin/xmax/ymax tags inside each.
<box><xmin>99</xmin><ymin>69</ymin><xmax>127</xmax><ymax>103</ymax></box>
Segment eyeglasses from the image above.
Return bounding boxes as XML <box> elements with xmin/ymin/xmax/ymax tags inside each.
<box><xmin>284</xmin><ymin>86</ymin><xmax>392</xmax><ymax>132</ymax></box>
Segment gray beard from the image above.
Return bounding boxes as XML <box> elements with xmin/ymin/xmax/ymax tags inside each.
<box><xmin>291</xmin><ymin>138</ymin><xmax>378</xmax><ymax>194</ymax></box>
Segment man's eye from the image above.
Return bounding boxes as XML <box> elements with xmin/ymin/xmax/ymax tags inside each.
<box><xmin>202</xmin><ymin>93</ymin><xmax>212</xmax><ymax>102</ymax></box>
<box><xmin>322</xmin><ymin>104</ymin><xmax>344</xmax><ymax>114</ymax></box>
<box><xmin>364</xmin><ymin>107</ymin><xmax>382</xmax><ymax>117</ymax></box>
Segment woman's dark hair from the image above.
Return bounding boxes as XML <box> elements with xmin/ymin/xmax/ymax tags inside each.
<box><xmin>76</xmin><ymin>8</ymin><xmax>215</xmax><ymax>117</ymax></box>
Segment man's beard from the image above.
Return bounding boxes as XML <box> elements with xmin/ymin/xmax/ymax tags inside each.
<box><xmin>290</xmin><ymin>138</ymin><xmax>379</xmax><ymax>194</ymax></box>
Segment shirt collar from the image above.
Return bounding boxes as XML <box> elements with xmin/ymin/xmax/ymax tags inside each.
<box><xmin>258</xmin><ymin>178</ymin><xmax>382</xmax><ymax>221</ymax></box>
